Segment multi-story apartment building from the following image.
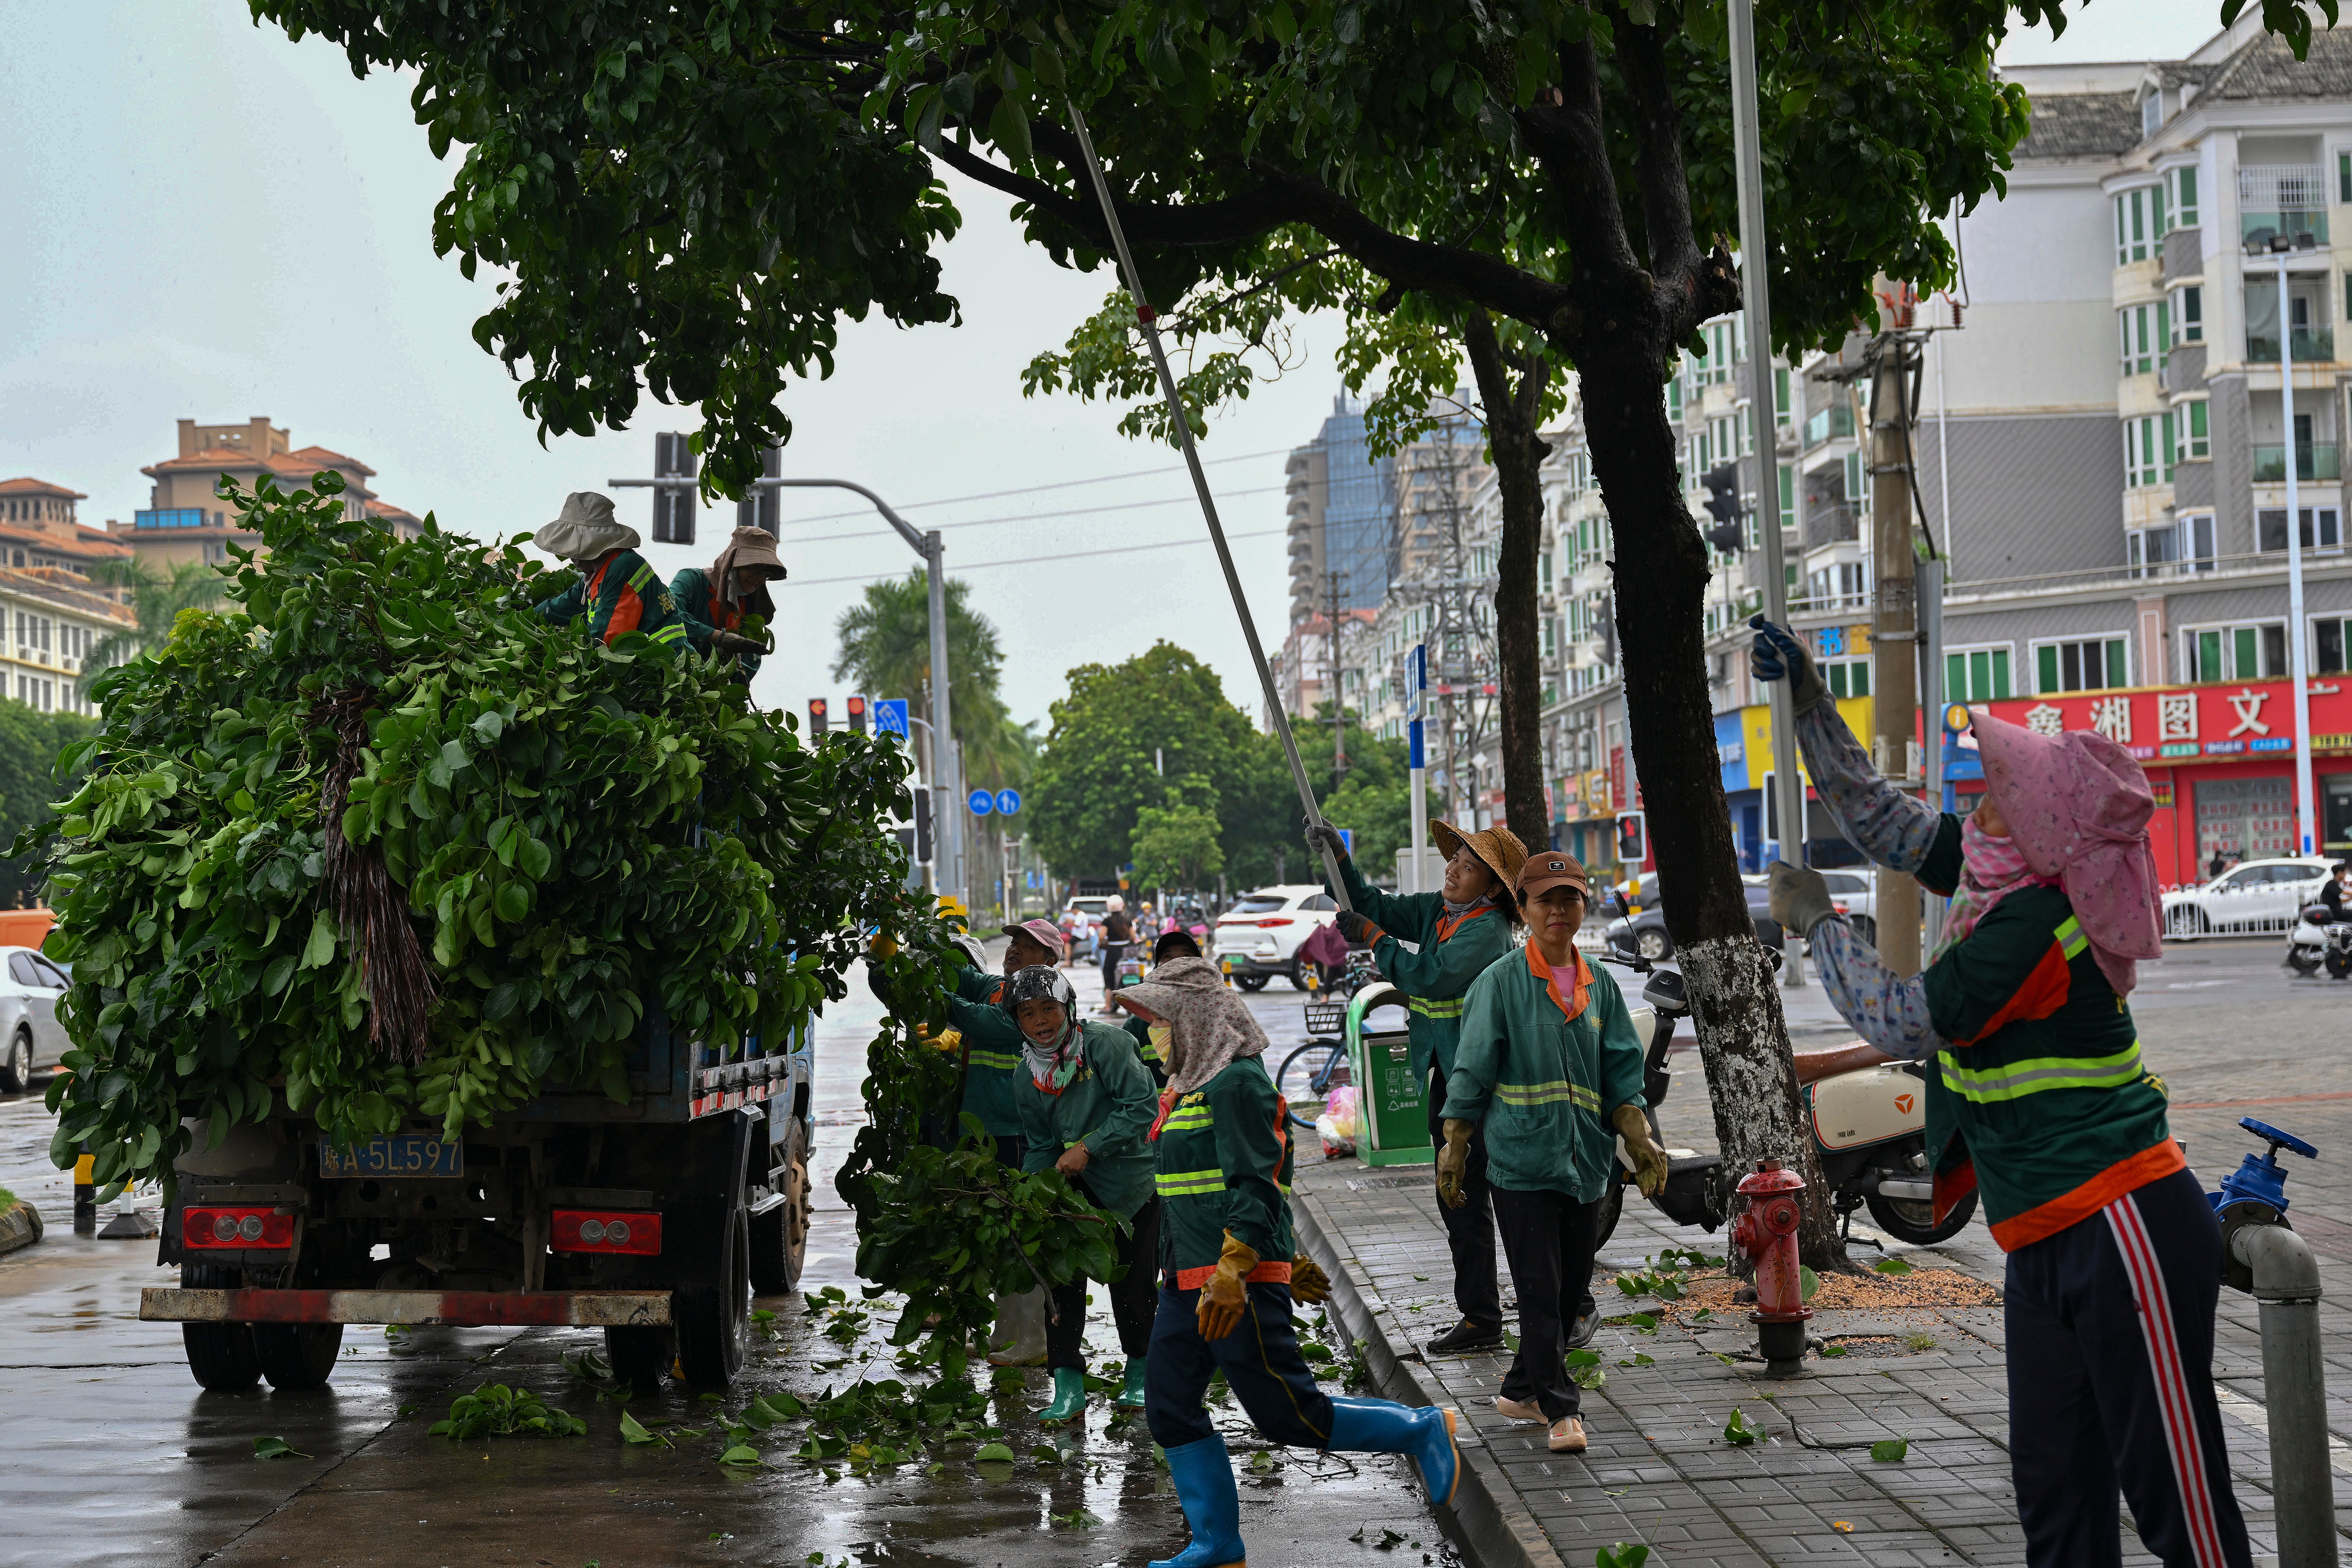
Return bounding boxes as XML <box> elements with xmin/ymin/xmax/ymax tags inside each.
<box><xmin>0</xmin><ymin>568</ymin><xmax>137</xmax><ymax>716</ymax></box>
<box><xmin>1281</xmin><ymin>395</ymin><xmax>1397</xmax><ymax>630</ymax></box>
<box><xmin>0</xmin><ymin>477</ymin><xmax>134</xmax><ymax>586</ymax></box>
<box><xmin>116</xmin><ymin>417</ymin><xmax>422</xmax><ymax>568</ymax></box>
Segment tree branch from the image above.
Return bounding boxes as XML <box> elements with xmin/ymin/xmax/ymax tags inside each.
<box><xmin>1612</xmin><ymin>15</ymin><xmax>1743</xmax><ymax>343</ymax></box>
<box><xmin>1517</xmin><ymin>37</ymin><xmax>1641</xmax><ymax>294</ymax></box>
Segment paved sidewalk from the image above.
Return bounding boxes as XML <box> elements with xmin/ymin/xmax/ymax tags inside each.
<box><xmin>1293</xmin><ymin>1132</ymin><xmax>2352</xmax><ymax>1568</ymax></box>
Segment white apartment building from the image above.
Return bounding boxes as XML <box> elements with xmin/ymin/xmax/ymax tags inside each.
<box><xmin>0</xmin><ymin>568</ymin><xmax>136</xmax><ymax>717</ymax></box>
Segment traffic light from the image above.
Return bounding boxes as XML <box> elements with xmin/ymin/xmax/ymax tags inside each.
<box><xmin>807</xmin><ymin>697</ymin><xmax>829</xmax><ymax>736</ymax></box>
<box><xmin>911</xmin><ymin>787</ymin><xmax>934</xmax><ymax>864</ymax></box>
<box><xmin>1700</xmin><ymin>461</ymin><xmax>1745</xmax><ymax>554</ymax></box>
<box><xmin>846</xmin><ymin>695</ymin><xmax>867</xmax><ymax>736</ymax></box>
<box><xmin>1617</xmin><ymin>811</ymin><xmax>1647</xmax><ymax>865</ymax></box>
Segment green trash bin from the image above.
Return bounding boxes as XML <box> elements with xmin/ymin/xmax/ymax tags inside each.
<box><xmin>1346</xmin><ymin>982</ymin><xmax>1432</xmax><ymax>1167</ymax></box>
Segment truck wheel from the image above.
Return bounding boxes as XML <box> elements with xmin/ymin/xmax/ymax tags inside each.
<box><xmin>675</xmin><ymin>1203</ymin><xmax>750</xmax><ymax>1388</ymax></box>
<box><xmin>749</xmin><ymin>1118</ymin><xmax>811</xmax><ymax>1296</ymax></box>
<box><xmin>253</xmin><ymin>1323</ymin><xmax>343</xmax><ymax>1391</ymax></box>
<box><xmin>604</xmin><ymin>1325</ymin><xmax>677</xmax><ymax>1393</ymax></box>
<box><xmin>180</xmin><ymin>1264</ymin><xmax>261</xmax><ymax>1392</ymax></box>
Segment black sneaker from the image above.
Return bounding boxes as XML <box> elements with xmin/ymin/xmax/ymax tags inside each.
<box><xmin>1425</xmin><ymin>1318</ymin><xmax>1505</xmax><ymax>1355</ymax></box>
<box><xmin>1566</xmin><ymin>1297</ymin><xmax>1599</xmax><ymax>1350</ymax></box>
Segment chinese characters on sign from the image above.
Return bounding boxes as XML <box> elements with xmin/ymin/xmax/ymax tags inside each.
<box><xmin>2226</xmin><ymin>687</ymin><xmax>2272</xmax><ymax>737</ymax></box>
<box><xmin>2158</xmin><ymin>692</ymin><xmax>2198</xmax><ymax>743</ymax></box>
<box><xmin>2089</xmin><ymin>695</ymin><xmax>2131</xmax><ymax>743</ymax></box>
<box><xmin>2024</xmin><ymin>703</ymin><xmax>2064</xmax><ymax>737</ymax></box>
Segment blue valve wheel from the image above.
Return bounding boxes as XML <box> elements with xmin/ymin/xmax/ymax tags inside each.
<box><xmin>2240</xmin><ymin>1117</ymin><xmax>2319</xmax><ymax>1160</ymax></box>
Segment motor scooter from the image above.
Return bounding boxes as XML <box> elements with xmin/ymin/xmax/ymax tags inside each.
<box><xmin>1593</xmin><ymin>930</ymin><xmax>1978</xmax><ymax>1250</ymax></box>
<box><xmin>2284</xmin><ymin>901</ymin><xmax>2352</xmax><ymax>978</ymax></box>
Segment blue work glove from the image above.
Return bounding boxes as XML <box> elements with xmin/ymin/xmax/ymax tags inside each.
<box><xmin>1747</xmin><ymin>616</ymin><xmax>1831</xmax><ymax>716</ymax></box>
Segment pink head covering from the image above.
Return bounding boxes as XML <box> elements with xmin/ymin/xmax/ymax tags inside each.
<box><xmin>1971</xmin><ymin>709</ymin><xmax>2162</xmax><ymax>995</ymax></box>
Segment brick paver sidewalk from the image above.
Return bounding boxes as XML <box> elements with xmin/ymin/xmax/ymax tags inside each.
<box><xmin>1292</xmin><ymin>1142</ymin><xmax>2345</xmax><ymax>1567</ymax></box>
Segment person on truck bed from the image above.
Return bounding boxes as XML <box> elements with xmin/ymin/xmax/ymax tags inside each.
<box><xmin>532</xmin><ymin>491</ymin><xmax>748</xmax><ymax>658</ymax></box>
<box><xmin>1005</xmin><ymin>965</ymin><xmax>1160</xmax><ymax>1422</ymax></box>
<box><xmin>1109</xmin><ymin>955</ymin><xmax>1465</xmax><ymax>1568</ymax></box>
<box><xmin>1304</xmin><ymin>815</ymin><xmax>1523</xmax><ymax>1357</ymax></box>
<box><xmin>670</xmin><ymin>525</ymin><xmax>785</xmax><ymax>679</ymax></box>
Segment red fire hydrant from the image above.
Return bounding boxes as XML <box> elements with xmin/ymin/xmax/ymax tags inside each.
<box><xmin>1731</xmin><ymin>1157</ymin><xmax>1812</xmax><ymax>1374</ymax></box>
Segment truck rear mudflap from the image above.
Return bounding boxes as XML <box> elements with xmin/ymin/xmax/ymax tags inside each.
<box><xmin>140</xmin><ymin>1287</ymin><xmax>671</xmax><ymax>1328</ymax></box>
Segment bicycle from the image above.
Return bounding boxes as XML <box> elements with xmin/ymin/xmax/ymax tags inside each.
<box><xmin>1273</xmin><ymin>953</ymin><xmax>1377</xmax><ymax>1130</ymax></box>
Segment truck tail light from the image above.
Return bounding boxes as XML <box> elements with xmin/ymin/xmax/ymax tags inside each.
<box><xmin>184</xmin><ymin>1207</ymin><xmax>294</xmax><ymax>1249</ymax></box>
<box><xmin>552</xmin><ymin>1209</ymin><xmax>662</xmax><ymax>1256</ymax></box>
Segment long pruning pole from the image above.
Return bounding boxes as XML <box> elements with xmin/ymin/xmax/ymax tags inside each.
<box><xmin>1064</xmin><ymin>103</ymin><xmax>1351</xmax><ymax>911</ymax></box>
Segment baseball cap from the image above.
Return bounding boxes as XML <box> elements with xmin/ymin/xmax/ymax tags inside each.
<box><xmin>1002</xmin><ymin>918</ymin><xmax>1067</xmax><ymax>956</ymax></box>
<box><xmin>1517</xmin><ymin>852</ymin><xmax>1592</xmax><ymax>902</ymax></box>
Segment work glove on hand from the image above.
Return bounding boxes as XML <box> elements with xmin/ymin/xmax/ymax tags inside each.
<box><xmin>1335</xmin><ymin>908</ymin><xmax>1383</xmax><ymax>946</ymax></box>
<box><xmin>1303</xmin><ymin>819</ymin><xmax>1350</xmax><ymax>866</ymax></box>
<box><xmin>1747</xmin><ymin>617</ymin><xmax>1831</xmax><ymax>717</ymax></box>
<box><xmin>710</xmin><ymin>628</ymin><xmax>766</xmax><ymax>657</ymax></box>
<box><xmin>1435</xmin><ymin>1118</ymin><xmax>1475</xmax><ymax>1210</ymax></box>
<box><xmin>914</xmin><ymin>1023</ymin><xmax>963</xmax><ymax>1055</ymax></box>
<box><xmin>1613</xmin><ymin>1104</ymin><xmax>1670</xmax><ymax>1199</ymax></box>
<box><xmin>1766</xmin><ymin>860</ymin><xmax>1838</xmax><ymax>937</ymax></box>
<box><xmin>1195</xmin><ymin>1231</ymin><xmax>1259</xmax><ymax>1341</ymax></box>
<box><xmin>1290</xmin><ymin>1254</ymin><xmax>1331</xmax><ymax>1306</ymax></box>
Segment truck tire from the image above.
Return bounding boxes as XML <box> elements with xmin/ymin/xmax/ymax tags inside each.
<box><xmin>604</xmin><ymin>1325</ymin><xmax>677</xmax><ymax>1393</ymax></box>
<box><xmin>180</xmin><ymin>1264</ymin><xmax>261</xmax><ymax>1392</ymax></box>
<box><xmin>674</xmin><ymin>1202</ymin><xmax>750</xmax><ymax>1387</ymax></box>
<box><xmin>749</xmin><ymin>1117</ymin><xmax>811</xmax><ymax>1296</ymax></box>
<box><xmin>253</xmin><ymin>1323</ymin><xmax>343</xmax><ymax>1391</ymax></box>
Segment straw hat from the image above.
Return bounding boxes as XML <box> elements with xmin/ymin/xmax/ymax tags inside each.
<box><xmin>1431</xmin><ymin>820</ymin><xmax>1529</xmax><ymax>895</ymax></box>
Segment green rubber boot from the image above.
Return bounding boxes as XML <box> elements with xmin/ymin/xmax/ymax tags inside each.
<box><xmin>1038</xmin><ymin>1365</ymin><xmax>1088</xmax><ymax>1424</ymax></box>
<box><xmin>1115</xmin><ymin>1356</ymin><xmax>1150</xmax><ymax>1409</ymax></box>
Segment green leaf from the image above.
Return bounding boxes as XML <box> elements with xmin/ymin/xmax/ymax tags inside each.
<box><xmin>619</xmin><ymin>1411</ymin><xmax>663</xmax><ymax>1445</ymax></box>
<box><xmin>1874</xmin><ymin>1256</ymin><xmax>1913</xmax><ymax>1275</ymax></box>
<box><xmin>301</xmin><ymin>909</ymin><xmax>336</xmax><ymax>969</ymax></box>
<box><xmin>1722</xmin><ymin>1408</ymin><xmax>1760</xmax><ymax>1447</ymax></box>
<box><xmin>972</xmin><ymin>1441</ymin><xmax>1016</xmax><ymax>1464</ymax></box>
<box><xmin>719</xmin><ymin>1444</ymin><xmax>761</xmax><ymax>1466</ymax></box>
<box><xmin>1595</xmin><ymin>1545</ymin><xmax>1652</xmax><ymax>1568</ymax></box>
<box><xmin>494</xmin><ymin>880</ymin><xmax>531</xmax><ymax>923</ymax></box>
<box><xmin>1870</xmin><ymin>1437</ymin><xmax>1909</xmax><ymax>1463</ymax></box>
<box><xmin>252</xmin><ymin>1435</ymin><xmax>308</xmax><ymax>1460</ymax></box>
<box><xmin>1798</xmin><ymin>1265</ymin><xmax>1822</xmax><ymax>1303</ymax></box>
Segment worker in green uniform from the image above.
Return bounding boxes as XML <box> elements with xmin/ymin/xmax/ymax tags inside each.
<box><xmin>1305</xmin><ymin>817</ymin><xmax>1524</xmax><ymax>1354</ymax></box>
<box><xmin>1441</xmin><ymin>851</ymin><xmax>1667</xmax><ymax>1455</ymax></box>
<box><xmin>532</xmin><ymin>492</ymin><xmax>727</xmax><ymax>655</ymax></box>
<box><xmin>670</xmin><ymin>525</ymin><xmax>785</xmax><ymax>679</ymax></box>
<box><xmin>1122</xmin><ymin>927</ymin><xmax>1203</xmax><ymax>1087</ymax></box>
<box><xmin>1006</xmin><ymin>965</ymin><xmax>1161</xmax><ymax>1421</ymax></box>
<box><xmin>1109</xmin><ymin>955</ymin><xmax>1461</xmax><ymax>1568</ymax></box>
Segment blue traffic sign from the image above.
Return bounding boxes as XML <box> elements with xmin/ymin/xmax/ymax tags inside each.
<box><xmin>995</xmin><ymin>788</ymin><xmax>1021</xmax><ymax>816</ymax></box>
<box><xmin>872</xmin><ymin>699</ymin><xmax>910</xmax><ymax>739</ymax></box>
<box><xmin>968</xmin><ymin>788</ymin><xmax>995</xmax><ymax>816</ymax></box>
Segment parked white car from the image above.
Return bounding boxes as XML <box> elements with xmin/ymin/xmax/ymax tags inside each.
<box><xmin>1818</xmin><ymin>869</ymin><xmax>1878</xmax><ymax>946</ymax></box>
<box><xmin>1211</xmin><ymin>885</ymin><xmax>1339</xmax><ymax>991</ymax></box>
<box><xmin>0</xmin><ymin>946</ymin><xmax>67</xmax><ymax>1093</ymax></box>
<box><xmin>2163</xmin><ymin>857</ymin><xmax>2335</xmax><ymax>938</ymax></box>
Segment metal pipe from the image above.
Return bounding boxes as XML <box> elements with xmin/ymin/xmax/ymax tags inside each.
<box><xmin>1919</xmin><ymin>557</ymin><xmax>1945</xmax><ymax>950</ymax></box>
<box><xmin>1062</xmin><ymin>102</ymin><xmax>1350</xmax><ymax>912</ymax></box>
<box><xmin>2232</xmin><ymin>1222</ymin><xmax>2335</xmax><ymax>1566</ymax></box>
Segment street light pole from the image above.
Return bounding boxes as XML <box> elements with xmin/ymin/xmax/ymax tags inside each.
<box><xmin>607</xmin><ymin>472</ymin><xmax>962</xmax><ymax>904</ymax></box>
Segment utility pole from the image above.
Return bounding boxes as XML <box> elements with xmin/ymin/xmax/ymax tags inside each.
<box><xmin>1327</xmin><ymin>568</ymin><xmax>1348</xmax><ymax>790</ymax></box>
<box><xmin>1868</xmin><ymin>299</ymin><xmax>1923</xmax><ymax>976</ymax></box>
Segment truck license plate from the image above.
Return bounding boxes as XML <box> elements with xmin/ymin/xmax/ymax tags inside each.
<box><xmin>320</xmin><ymin>1136</ymin><xmax>463</xmax><ymax>1178</ymax></box>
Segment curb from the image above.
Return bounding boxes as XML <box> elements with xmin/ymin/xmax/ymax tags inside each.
<box><xmin>0</xmin><ymin>1199</ymin><xmax>44</xmax><ymax>1256</ymax></box>
<box><xmin>1293</xmin><ymin>1187</ymin><xmax>1566</xmax><ymax>1568</ymax></box>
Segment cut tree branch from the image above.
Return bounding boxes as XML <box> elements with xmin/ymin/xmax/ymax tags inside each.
<box><xmin>1612</xmin><ymin>15</ymin><xmax>1744</xmax><ymax>343</ymax></box>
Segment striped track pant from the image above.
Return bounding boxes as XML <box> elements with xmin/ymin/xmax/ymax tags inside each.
<box><xmin>2005</xmin><ymin>1167</ymin><xmax>2252</xmax><ymax>1568</ymax></box>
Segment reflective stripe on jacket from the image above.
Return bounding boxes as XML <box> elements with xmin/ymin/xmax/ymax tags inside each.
<box><xmin>1334</xmin><ymin>855</ymin><xmax>1513</xmax><ymax>1082</ymax></box>
<box><xmin>535</xmin><ymin>548</ymin><xmax>691</xmax><ymax>650</ymax></box>
<box><xmin>1151</xmin><ymin>1057</ymin><xmax>1295</xmax><ymax>1289</ymax></box>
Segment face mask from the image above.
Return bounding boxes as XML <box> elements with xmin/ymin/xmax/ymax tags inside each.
<box><xmin>1147</xmin><ymin>1022</ymin><xmax>1172</xmax><ymax>1062</ymax></box>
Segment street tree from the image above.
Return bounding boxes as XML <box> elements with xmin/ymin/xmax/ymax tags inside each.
<box><xmin>0</xmin><ymin>703</ymin><xmax>97</xmax><ymax>907</ymax></box>
<box><xmin>257</xmin><ymin>0</ymin><xmax>2317</xmax><ymax>1267</ymax></box>
<box><xmin>1129</xmin><ymin>800</ymin><xmax>1223</xmax><ymax>895</ymax></box>
<box><xmin>81</xmin><ymin>558</ymin><xmax>230</xmax><ymax>694</ymax></box>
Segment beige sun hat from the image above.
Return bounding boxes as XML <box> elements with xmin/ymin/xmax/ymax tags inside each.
<box><xmin>534</xmin><ymin>492</ymin><xmax>639</xmax><ymax>563</ymax></box>
<box><xmin>1431</xmin><ymin>820</ymin><xmax>1529</xmax><ymax>895</ymax></box>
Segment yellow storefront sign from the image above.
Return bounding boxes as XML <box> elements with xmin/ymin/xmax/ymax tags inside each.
<box><xmin>1739</xmin><ymin>695</ymin><xmax>1873</xmax><ymax>787</ymax></box>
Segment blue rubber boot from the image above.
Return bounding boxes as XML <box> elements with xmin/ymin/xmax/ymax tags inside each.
<box><xmin>1149</xmin><ymin>1435</ymin><xmax>1246</xmax><ymax>1568</ymax></box>
<box><xmin>1037</xmin><ymin>1365</ymin><xmax>1087</xmax><ymax>1424</ymax></box>
<box><xmin>1325</xmin><ymin>1396</ymin><xmax>1462</xmax><ymax>1509</ymax></box>
<box><xmin>1115</xmin><ymin>1355</ymin><xmax>1150</xmax><ymax>1409</ymax></box>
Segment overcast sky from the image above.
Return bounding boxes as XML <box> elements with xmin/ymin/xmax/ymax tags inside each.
<box><xmin>0</xmin><ymin>2</ymin><xmax>2256</xmax><ymax>737</ymax></box>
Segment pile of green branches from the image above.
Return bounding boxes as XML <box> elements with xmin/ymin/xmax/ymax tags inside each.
<box><xmin>35</xmin><ymin>470</ymin><xmax>926</xmax><ymax>1198</ymax></box>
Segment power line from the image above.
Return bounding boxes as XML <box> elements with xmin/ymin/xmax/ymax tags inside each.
<box><xmin>789</xmin><ymin>527</ymin><xmax>1287</xmax><ymax>586</ymax></box>
<box><xmin>781</xmin><ymin>484</ymin><xmax>1288</xmax><ymax>546</ymax></box>
<box><xmin>768</xmin><ymin>443</ymin><xmax>1296</xmax><ymax>527</ymax></box>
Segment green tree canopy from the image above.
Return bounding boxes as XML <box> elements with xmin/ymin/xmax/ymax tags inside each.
<box><xmin>830</xmin><ymin>570</ymin><xmax>1028</xmax><ymax>789</ymax></box>
<box><xmin>1129</xmin><ymin>801</ymin><xmax>1223</xmax><ymax>893</ymax></box>
<box><xmin>0</xmin><ymin>703</ymin><xmax>98</xmax><ymax>907</ymax></box>
<box><xmin>81</xmin><ymin>557</ymin><xmax>230</xmax><ymax>695</ymax></box>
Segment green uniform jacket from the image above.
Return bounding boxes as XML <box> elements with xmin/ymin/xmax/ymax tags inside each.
<box><xmin>1153</xmin><ymin>1056</ymin><xmax>1296</xmax><ymax>1289</ymax></box>
<box><xmin>534</xmin><ymin>549</ymin><xmax>691</xmax><ymax>652</ymax></box>
<box><xmin>1443</xmin><ymin>943</ymin><xmax>1646</xmax><ymax>1201</ymax></box>
<box><xmin>1335</xmin><ymin>855</ymin><xmax>1515</xmax><ymax>1082</ymax></box>
<box><xmin>668</xmin><ymin>566</ymin><xmax>760</xmax><ymax>680</ymax></box>
<box><xmin>944</xmin><ymin>967</ymin><xmax>1025</xmax><ymax>1140</ymax></box>
<box><xmin>1016</xmin><ymin>1020</ymin><xmax>1158</xmax><ymax>1220</ymax></box>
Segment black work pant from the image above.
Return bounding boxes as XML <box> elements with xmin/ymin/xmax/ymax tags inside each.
<box><xmin>1045</xmin><ymin>1189</ymin><xmax>1161</xmax><ymax>1371</ymax></box>
<box><xmin>2005</xmin><ymin>1168</ymin><xmax>2252</xmax><ymax>1568</ymax></box>
<box><xmin>1101</xmin><ymin>942</ymin><xmax>1131</xmax><ymax>999</ymax></box>
<box><xmin>1491</xmin><ymin>1185</ymin><xmax>1598</xmax><ymax>1422</ymax></box>
<box><xmin>1426</xmin><ymin>1064</ymin><xmax>1501</xmax><ymax>1328</ymax></box>
<box><xmin>1143</xmin><ymin>1282</ymin><xmax>1333</xmax><ymax>1450</ymax></box>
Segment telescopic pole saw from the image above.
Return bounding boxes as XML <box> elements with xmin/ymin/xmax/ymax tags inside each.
<box><xmin>1063</xmin><ymin>103</ymin><xmax>1352</xmax><ymax>912</ymax></box>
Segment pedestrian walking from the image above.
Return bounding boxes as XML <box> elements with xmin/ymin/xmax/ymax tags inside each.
<box><xmin>1098</xmin><ymin>895</ymin><xmax>1136</xmax><ymax>1012</ymax></box>
<box><xmin>670</xmin><ymin>524</ymin><xmax>786</xmax><ymax>677</ymax></box>
<box><xmin>1108</xmin><ymin>956</ymin><xmax>1463</xmax><ymax>1568</ymax></box>
<box><xmin>1005</xmin><ymin>965</ymin><xmax>1161</xmax><ymax>1420</ymax></box>
<box><xmin>1753</xmin><ymin>617</ymin><xmax>2252</xmax><ymax>1568</ymax></box>
<box><xmin>1303</xmin><ymin>817</ymin><xmax>1522</xmax><ymax>1354</ymax></box>
<box><xmin>1440</xmin><ymin>851</ymin><xmax>1666</xmax><ymax>1454</ymax></box>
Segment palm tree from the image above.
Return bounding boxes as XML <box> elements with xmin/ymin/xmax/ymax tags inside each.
<box><xmin>80</xmin><ymin>557</ymin><xmax>232</xmax><ymax>695</ymax></box>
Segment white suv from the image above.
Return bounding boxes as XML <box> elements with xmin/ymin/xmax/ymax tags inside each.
<box><xmin>1212</xmin><ymin>886</ymin><xmax>1338</xmax><ymax>991</ymax></box>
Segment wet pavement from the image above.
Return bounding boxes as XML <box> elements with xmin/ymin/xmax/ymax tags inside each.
<box><xmin>0</xmin><ymin>956</ymin><xmax>1447</xmax><ymax>1568</ymax></box>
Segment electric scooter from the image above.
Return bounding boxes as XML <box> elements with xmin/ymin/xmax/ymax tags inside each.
<box><xmin>2284</xmin><ymin>901</ymin><xmax>2352</xmax><ymax>978</ymax></box>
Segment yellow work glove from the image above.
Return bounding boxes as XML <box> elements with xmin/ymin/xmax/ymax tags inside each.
<box><xmin>1613</xmin><ymin>1104</ymin><xmax>1670</xmax><ymax>1199</ymax></box>
<box><xmin>1290</xmin><ymin>1254</ymin><xmax>1331</xmax><ymax>1306</ymax></box>
<box><xmin>1436</xmin><ymin>1118</ymin><xmax>1475</xmax><ymax>1210</ymax></box>
<box><xmin>1195</xmin><ymin>1231</ymin><xmax>1259</xmax><ymax>1341</ymax></box>
<box><xmin>915</xmin><ymin>1024</ymin><xmax>962</xmax><ymax>1054</ymax></box>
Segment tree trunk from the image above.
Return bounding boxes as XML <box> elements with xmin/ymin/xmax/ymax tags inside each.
<box><xmin>1577</xmin><ymin>344</ymin><xmax>1845</xmax><ymax>1272</ymax></box>
<box><xmin>1463</xmin><ymin>313</ymin><xmax>1557</xmax><ymax>858</ymax></box>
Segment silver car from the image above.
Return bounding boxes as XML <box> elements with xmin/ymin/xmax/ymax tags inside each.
<box><xmin>0</xmin><ymin>946</ymin><xmax>67</xmax><ymax>1093</ymax></box>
